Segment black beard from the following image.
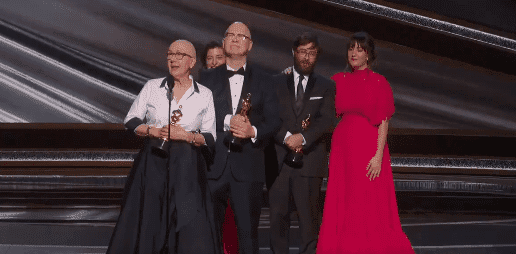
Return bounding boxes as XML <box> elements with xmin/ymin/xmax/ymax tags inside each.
<box><xmin>294</xmin><ymin>60</ymin><xmax>315</xmax><ymax>75</ymax></box>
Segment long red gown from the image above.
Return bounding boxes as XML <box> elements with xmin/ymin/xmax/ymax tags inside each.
<box><xmin>316</xmin><ymin>69</ymin><xmax>414</xmax><ymax>253</ymax></box>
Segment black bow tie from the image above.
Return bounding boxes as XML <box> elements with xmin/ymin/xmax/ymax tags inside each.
<box><xmin>228</xmin><ymin>68</ymin><xmax>245</xmax><ymax>77</ymax></box>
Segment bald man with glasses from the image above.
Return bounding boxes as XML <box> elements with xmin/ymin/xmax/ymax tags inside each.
<box><xmin>200</xmin><ymin>22</ymin><xmax>280</xmax><ymax>254</ymax></box>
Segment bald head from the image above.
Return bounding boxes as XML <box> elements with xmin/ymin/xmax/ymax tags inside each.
<box><xmin>168</xmin><ymin>40</ymin><xmax>196</xmax><ymax>58</ymax></box>
<box><xmin>167</xmin><ymin>39</ymin><xmax>196</xmax><ymax>79</ymax></box>
<box><xmin>225</xmin><ymin>22</ymin><xmax>251</xmax><ymax>40</ymax></box>
<box><xmin>223</xmin><ymin>22</ymin><xmax>253</xmax><ymax>59</ymax></box>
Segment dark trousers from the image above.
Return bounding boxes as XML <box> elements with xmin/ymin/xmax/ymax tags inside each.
<box><xmin>269</xmin><ymin>164</ymin><xmax>323</xmax><ymax>254</ymax></box>
<box><xmin>209</xmin><ymin>155</ymin><xmax>264</xmax><ymax>254</ymax></box>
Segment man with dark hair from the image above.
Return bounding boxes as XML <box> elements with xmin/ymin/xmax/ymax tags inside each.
<box><xmin>269</xmin><ymin>32</ymin><xmax>335</xmax><ymax>254</ymax></box>
<box><xmin>199</xmin><ymin>22</ymin><xmax>281</xmax><ymax>254</ymax></box>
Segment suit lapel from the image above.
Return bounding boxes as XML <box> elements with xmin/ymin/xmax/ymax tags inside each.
<box><xmin>235</xmin><ymin>65</ymin><xmax>252</xmax><ymax>114</ymax></box>
<box><xmin>286</xmin><ymin>73</ymin><xmax>297</xmax><ymax>116</ymax></box>
<box><xmin>300</xmin><ymin>73</ymin><xmax>317</xmax><ymax>115</ymax></box>
<box><xmin>222</xmin><ymin>67</ymin><xmax>233</xmax><ymax>115</ymax></box>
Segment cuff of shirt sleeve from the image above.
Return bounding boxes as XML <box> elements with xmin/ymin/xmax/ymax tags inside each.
<box><xmin>284</xmin><ymin>131</ymin><xmax>293</xmax><ymax>144</ymax></box>
<box><xmin>125</xmin><ymin>117</ymin><xmax>144</xmax><ymax>132</ymax></box>
<box><xmin>134</xmin><ymin>124</ymin><xmax>147</xmax><ymax>135</ymax></box>
<box><xmin>224</xmin><ymin>114</ymin><xmax>232</xmax><ymax>131</ymax></box>
<box><xmin>251</xmin><ymin>126</ymin><xmax>258</xmax><ymax>143</ymax></box>
<box><xmin>284</xmin><ymin>132</ymin><xmax>306</xmax><ymax>145</ymax></box>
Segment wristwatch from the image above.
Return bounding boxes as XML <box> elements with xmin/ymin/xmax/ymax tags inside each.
<box><xmin>190</xmin><ymin>132</ymin><xmax>195</xmax><ymax>144</ymax></box>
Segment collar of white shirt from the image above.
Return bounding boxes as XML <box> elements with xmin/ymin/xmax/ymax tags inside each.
<box><xmin>159</xmin><ymin>76</ymin><xmax>200</xmax><ymax>94</ymax></box>
<box><xmin>292</xmin><ymin>67</ymin><xmax>309</xmax><ymax>89</ymax></box>
<box><xmin>226</xmin><ymin>63</ymin><xmax>247</xmax><ymax>72</ymax></box>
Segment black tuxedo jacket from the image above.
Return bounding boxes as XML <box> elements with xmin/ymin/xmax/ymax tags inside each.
<box><xmin>273</xmin><ymin>72</ymin><xmax>335</xmax><ymax>177</ymax></box>
<box><xmin>199</xmin><ymin>64</ymin><xmax>281</xmax><ymax>182</ymax></box>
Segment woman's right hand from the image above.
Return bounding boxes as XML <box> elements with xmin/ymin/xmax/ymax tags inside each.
<box><xmin>136</xmin><ymin>125</ymin><xmax>159</xmax><ymax>138</ymax></box>
<box><xmin>366</xmin><ymin>155</ymin><xmax>382</xmax><ymax>181</ymax></box>
<box><xmin>160</xmin><ymin>125</ymin><xmax>189</xmax><ymax>141</ymax></box>
<box><xmin>148</xmin><ymin>126</ymin><xmax>161</xmax><ymax>139</ymax></box>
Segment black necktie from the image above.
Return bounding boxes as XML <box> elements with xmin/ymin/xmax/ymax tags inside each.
<box><xmin>295</xmin><ymin>75</ymin><xmax>304</xmax><ymax>115</ymax></box>
<box><xmin>228</xmin><ymin>68</ymin><xmax>245</xmax><ymax>78</ymax></box>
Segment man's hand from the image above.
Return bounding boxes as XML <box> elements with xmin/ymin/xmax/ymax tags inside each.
<box><xmin>285</xmin><ymin>133</ymin><xmax>304</xmax><ymax>151</ymax></box>
<box><xmin>230</xmin><ymin>114</ymin><xmax>246</xmax><ymax>130</ymax></box>
<box><xmin>230</xmin><ymin>115</ymin><xmax>255</xmax><ymax>139</ymax></box>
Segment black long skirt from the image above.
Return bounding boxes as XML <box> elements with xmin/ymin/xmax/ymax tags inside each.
<box><xmin>106</xmin><ymin>139</ymin><xmax>220</xmax><ymax>254</ymax></box>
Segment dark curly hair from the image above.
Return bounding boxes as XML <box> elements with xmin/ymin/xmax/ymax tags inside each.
<box><xmin>201</xmin><ymin>41</ymin><xmax>223</xmax><ymax>69</ymax></box>
<box><xmin>292</xmin><ymin>32</ymin><xmax>322</xmax><ymax>56</ymax></box>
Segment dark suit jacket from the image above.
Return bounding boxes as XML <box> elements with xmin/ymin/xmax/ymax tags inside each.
<box><xmin>199</xmin><ymin>64</ymin><xmax>281</xmax><ymax>183</ymax></box>
<box><xmin>273</xmin><ymin>72</ymin><xmax>335</xmax><ymax>177</ymax></box>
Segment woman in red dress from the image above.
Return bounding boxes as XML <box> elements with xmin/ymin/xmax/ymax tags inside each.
<box><xmin>316</xmin><ymin>32</ymin><xmax>414</xmax><ymax>253</ymax></box>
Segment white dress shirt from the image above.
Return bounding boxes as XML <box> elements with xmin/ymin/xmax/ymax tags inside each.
<box><xmin>124</xmin><ymin>77</ymin><xmax>216</xmax><ymax>141</ymax></box>
<box><xmin>284</xmin><ymin>67</ymin><xmax>308</xmax><ymax>145</ymax></box>
<box><xmin>293</xmin><ymin>68</ymin><xmax>309</xmax><ymax>100</ymax></box>
<box><xmin>223</xmin><ymin>64</ymin><xmax>257</xmax><ymax>142</ymax></box>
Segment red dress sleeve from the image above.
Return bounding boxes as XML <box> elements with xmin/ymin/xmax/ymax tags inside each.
<box><xmin>331</xmin><ymin>72</ymin><xmax>344</xmax><ymax>82</ymax></box>
<box><xmin>370</xmin><ymin>75</ymin><xmax>395</xmax><ymax>126</ymax></box>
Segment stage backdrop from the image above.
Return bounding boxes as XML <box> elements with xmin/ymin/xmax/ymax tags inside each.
<box><xmin>0</xmin><ymin>0</ymin><xmax>515</xmax><ymax>130</ymax></box>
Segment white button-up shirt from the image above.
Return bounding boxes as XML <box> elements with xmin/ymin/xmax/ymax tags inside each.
<box><xmin>124</xmin><ymin>77</ymin><xmax>216</xmax><ymax>141</ymax></box>
<box><xmin>228</xmin><ymin>65</ymin><xmax>246</xmax><ymax>115</ymax></box>
<box><xmin>223</xmin><ymin>64</ymin><xmax>257</xmax><ymax>142</ymax></box>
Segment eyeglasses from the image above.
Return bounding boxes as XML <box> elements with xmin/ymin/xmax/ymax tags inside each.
<box><xmin>296</xmin><ymin>50</ymin><xmax>318</xmax><ymax>58</ymax></box>
<box><xmin>224</xmin><ymin>33</ymin><xmax>251</xmax><ymax>41</ymax></box>
<box><xmin>167</xmin><ymin>52</ymin><xmax>193</xmax><ymax>60</ymax></box>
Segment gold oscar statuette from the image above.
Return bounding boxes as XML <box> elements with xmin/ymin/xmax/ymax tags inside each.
<box><xmin>226</xmin><ymin>93</ymin><xmax>252</xmax><ymax>151</ymax></box>
<box><xmin>284</xmin><ymin>114</ymin><xmax>311</xmax><ymax>167</ymax></box>
<box><xmin>151</xmin><ymin>106</ymin><xmax>183</xmax><ymax>158</ymax></box>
